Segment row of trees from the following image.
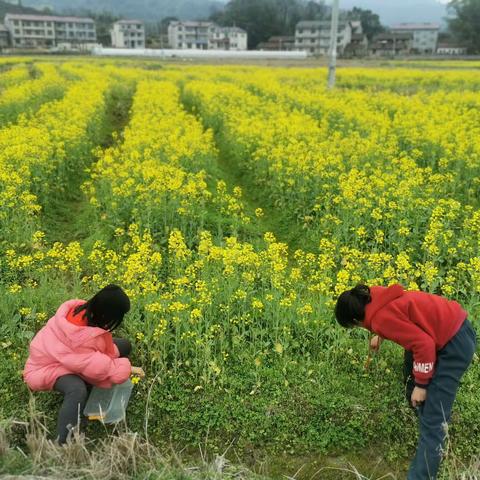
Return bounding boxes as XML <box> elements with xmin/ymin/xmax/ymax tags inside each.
<box><xmin>447</xmin><ymin>0</ymin><xmax>480</xmax><ymax>53</ymax></box>
<box><xmin>208</xmin><ymin>0</ymin><xmax>383</xmax><ymax>49</ymax></box>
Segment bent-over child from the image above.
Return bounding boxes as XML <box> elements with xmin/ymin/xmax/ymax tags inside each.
<box><xmin>335</xmin><ymin>284</ymin><xmax>477</xmax><ymax>480</ymax></box>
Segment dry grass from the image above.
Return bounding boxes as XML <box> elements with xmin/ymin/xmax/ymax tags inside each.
<box><xmin>0</xmin><ymin>399</ymin><xmax>478</xmax><ymax>480</ymax></box>
<box><xmin>0</xmin><ymin>401</ymin><xmax>262</xmax><ymax>480</ymax></box>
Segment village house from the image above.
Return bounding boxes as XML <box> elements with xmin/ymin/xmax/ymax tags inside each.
<box><xmin>4</xmin><ymin>13</ymin><xmax>96</xmax><ymax>48</ymax></box>
<box><xmin>111</xmin><ymin>20</ymin><xmax>145</xmax><ymax>49</ymax></box>
<box><xmin>369</xmin><ymin>32</ymin><xmax>414</xmax><ymax>56</ymax></box>
<box><xmin>391</xmin><ymin>23</ymin><xmax>439</xmax><ymax>54</ymax></box>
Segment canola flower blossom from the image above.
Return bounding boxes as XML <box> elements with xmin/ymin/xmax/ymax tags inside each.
<box><xmin>0</xmin><ymin>59</ymin><xmax>479</xmax><ymax>386</ymax></box>
<box><xmin>0</xmin><ymin>67</ymin><xmax>111</xmax><ymax>244</ymax></box>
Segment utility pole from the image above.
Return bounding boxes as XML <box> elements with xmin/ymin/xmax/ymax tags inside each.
<box><xmin>327</xmin><ymin>0</ymin><xmax>340</xmax><ymax>89</ymax></box>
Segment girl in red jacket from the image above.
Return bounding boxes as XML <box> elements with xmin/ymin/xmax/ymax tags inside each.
<box><xmin>24</xmin><ymin>284</ymin><xmax>145</xmax><ymax>444</ymax></box>
<box><xmin>335</xmin><ymin>284</ymin><xmax>477</xmax><ymax>480</ymax></box>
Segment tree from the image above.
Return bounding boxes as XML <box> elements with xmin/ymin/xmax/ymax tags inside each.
<box><xmin>210</xmin><ymin>0</ymin><xmax>303</xmax><ymax>49</ymax></box>
<box><xmin>347</xmin><ymin>7</ymin><xmax>384</xmax><ymax>40</ymax></box>
<box><xmin>447</xmin><ymin>0</ymin><xmax>480</xmax><ymax>53</ymax></box>
<box><xmin>302</xmin><ymin>0</ymin><xmax>329</xmax><ymax>21</ymax></box>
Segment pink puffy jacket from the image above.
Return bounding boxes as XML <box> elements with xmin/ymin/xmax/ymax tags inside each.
<box><xmin>23</xmin><ymin>299</ymin><xmax>131</xmax><ymax>391</ymax></box>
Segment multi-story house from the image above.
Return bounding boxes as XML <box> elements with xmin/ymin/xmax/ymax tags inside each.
<box><xmin>111</xmin><ymin>20</ymin><xmax>145</xmax><ymax>49</ymax></box>
<box><xmin>168</xmin><ymin>21</ymin><xmax>216</xmax><ymax>50</ymax></box>
<box><xmin>4</xmin><ymin>13</ymin><xmax>96</xmax><ymax>48</ymax></box>
<box><xmin>168</xmin><ymin>21</ymin><xmax>248</xmax><ymax>50</ymax></box>
<box><xmin>210</xmin><ymin>26</ymin><xmax>247</xmax><ymax>51</ymax></box>
<box><xmin>295</xmin><ymin>20</ymin><xmax>353</xmax><ymax>56</ymax></box>
<box><xmin>369</xmin><ymin>32</ymin><xmax>413</xmax><ymax>56</ymax></box>
<box><xmin>391</xmin><ymin>23</ymin><xmax>439</xmax><ymax>54</ymax></box>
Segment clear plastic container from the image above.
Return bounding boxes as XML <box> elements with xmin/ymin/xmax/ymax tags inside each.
<box><xmin>84</xmin><ymin>379</ymin><xmax>133</xmax><ymax>424</ymax></box>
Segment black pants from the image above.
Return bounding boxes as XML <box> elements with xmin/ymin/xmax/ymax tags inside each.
<box><xmin>53</xmin><ymin>338</ymin><xmax>131</xmax><ymax>444</ymax></box>
<box><xmin>403</xmin><ymin>320</ymin><xmax>477</xmax><ymax>480</ymax></box>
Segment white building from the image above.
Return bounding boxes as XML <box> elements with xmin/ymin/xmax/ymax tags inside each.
<box><xmin>168</xmin><ymin>21</ymin><xmax>247</xmax><ymax>50</ymax></box>
<box><xmin>111</xmin><ymin>20</ymin><xmax>145</xmax><ymax>49</ymax></box>
<box><xmin>391</xmin><ymin>23</ymin><xmax>439</xmax><ymax>54</ymax></box>
<box><xmin>295</xmin><ymin>20</ymin><xmax>353</xmax><ymax>56</ymax></box>
<box><xmin>168</xmin><ymin>21</ymin><xmax>216</xmax><ymax>50</ymax></box>
<box><xmin>437</xmin><ymin>43</ymin><xmax>468</xmax><ymax>55</ymax></box>
<box><xmin>4</xmin><ymin>13</ymin><xmax>96</xmax><ymax>48</ymax></box>
<box><xmin>210</xmin><ymin>26</ymin><xmax>247</xmax><ymax>51</ymax></box>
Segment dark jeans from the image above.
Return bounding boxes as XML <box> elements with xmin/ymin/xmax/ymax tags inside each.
<box><xmin>53</xmin><ymin>338</ymin><xmax>131</xmax><ymax>444</ymax></box>
<box><xmin>405</xmin><ymin>320</ymin><xmax>477</xmax><ymax>480</ymax></box>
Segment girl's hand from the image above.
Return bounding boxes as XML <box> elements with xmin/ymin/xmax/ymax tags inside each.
<box><xmin>131</xmin><ymin>366</ymin><xmax>145</xmax><ymax>378</ymax></box>
<box><xmin>411</xmin><ymin>386</ymin><xmax>427</xmax><ymax>407</ymax></box>
<box><xmin>369</xmin><ymin>335</ymin><xmax>382</xmax><ymax>352</ymax></box>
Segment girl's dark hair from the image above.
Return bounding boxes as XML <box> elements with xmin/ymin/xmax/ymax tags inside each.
<box><xmin>74</xmin><ymin>284</ymin><xmax>130</xmax><ymax>332</ymax></box>
<box><xmin>335</xmin><ymin>284</ymin><xmax>371</xmax><ymax>328</ymax></box>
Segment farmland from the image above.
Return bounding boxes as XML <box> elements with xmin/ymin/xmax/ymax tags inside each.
<box><xmin>0</xmin><ymin>57</ymin><xmax>479</xmax><ymax>479</ymax></box>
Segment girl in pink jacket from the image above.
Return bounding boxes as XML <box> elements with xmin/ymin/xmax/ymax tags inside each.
<box><xmin>24</xmin><ymin>284</ymin><xmax>144</xmax><ymax>444</ymax></box>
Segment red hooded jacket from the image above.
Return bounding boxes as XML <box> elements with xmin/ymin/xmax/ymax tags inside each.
<box><xmin>363</xmin><ymin>285</ymin><xmax>467</xmax><ymax>386</ymax></box>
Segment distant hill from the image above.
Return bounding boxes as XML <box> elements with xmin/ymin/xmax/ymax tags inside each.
<box><xmin>5</xmin><ymin>0</ymin><xmax>449</xmax><ymax>27</ymax></box>
<box><xmin>18</xmin><ymin>0</ymin><xmax>225</xmax><ymax>21</ymax></box>
<box><xmin>0</xmin><ymin>0</ymin><xmax>48</xmax><ymax>19</ymax></box>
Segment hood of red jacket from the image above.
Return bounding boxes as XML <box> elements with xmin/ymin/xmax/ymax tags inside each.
<box><xmin>363</xmin><ymin>284</ymin><xmax>404</xmax><ymax>329</ymax></box>
<box><xmin>51</xmin><ymin>299</ymin><xmax>109</xmax><ymax>349</ymax></box>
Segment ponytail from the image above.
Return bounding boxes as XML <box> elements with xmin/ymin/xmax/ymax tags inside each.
<box><xmin>335</xmin><ymin>284</ymin><xmax>372</xmax><ymax>328</ymax></box>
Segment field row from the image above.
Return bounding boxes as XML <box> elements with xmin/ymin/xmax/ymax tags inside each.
<box><xmin>0</xmin><ymin>61</ymin><xmax>479</xmax><ymax>458</ymax></box>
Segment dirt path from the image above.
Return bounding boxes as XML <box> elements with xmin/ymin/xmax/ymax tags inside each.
<box><xmin>179</xmin><ymin>85</ymin><xmax>318</xmax><ymax>254</ymax></box>
<box><xmin>41</xmin><ymin>82</ymin><xmax>136</xmax><ymax>244</ymax></box>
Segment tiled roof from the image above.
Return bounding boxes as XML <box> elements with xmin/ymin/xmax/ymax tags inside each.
<box><xmin>221</xmin><ymin>26</ymin><xmax>247</xmax><ymax>34</ymax></box>
<box><xmin>116</xmin><ymin>20</ymin><xmax>144</xmax><ymax>25</ymax></box>
<box><xmin>5</xmin><ymin>13</ymin><xmax>94</xmax><ymax>22</ymax></box>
